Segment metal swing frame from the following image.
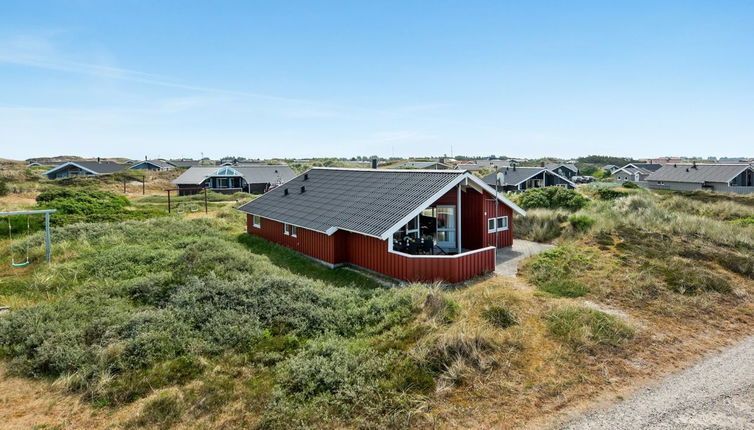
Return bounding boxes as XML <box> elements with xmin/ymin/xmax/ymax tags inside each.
<box><xmin>1</xmin><ymin>209</ymin><xmax>57</xmax><ymax>264</ymax></box>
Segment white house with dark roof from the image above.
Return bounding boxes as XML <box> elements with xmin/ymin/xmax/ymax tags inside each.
<box><xmin>481</xmin><ymin>166</ymin><xmax>576</xmax><ymax>192</ymax></box>
<box><xmin>545</xmin><ymin>163</ymin><xmax>578</xmax><ymax>179</ymax></box>
<box><xmin>646</xmin><ymin>163</ymin><xmax>754</xmax><ymax>193</ymax></box>
<box><xmin>611</xmin><ymin>163</ymin><xmax>663</xmax><ymax>183</ymax></box>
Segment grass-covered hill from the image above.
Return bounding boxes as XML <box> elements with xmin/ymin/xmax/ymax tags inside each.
<box><xmin>0</xmin><ymin>175</ymin><xmax>753</xmax><ymax>429</ymax></box>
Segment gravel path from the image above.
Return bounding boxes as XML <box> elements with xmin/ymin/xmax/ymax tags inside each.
<box><xmin>560</xmin><ymin>335</ymin><xmax>754</xmax><ymax>429</ymax></box>
<box><xmin>495</xmin><ymin>240</ymin><xmax>554</xmax><ymax>277</ymax></box>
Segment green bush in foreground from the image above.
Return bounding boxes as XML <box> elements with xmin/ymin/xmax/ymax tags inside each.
<box><xmin>545</xmin><ymin>306</ymin><xmax>633</xmax><ymax>351</ymax></box>
<box><xmin>539</xmin><ymin>279</ymin><xmax>589</xmax><ymax>298</ymax></box>
<box><xmin>481</xmin><ymin>306</ymin><xmax>518</xmax><ymax>329</ymax></box>
<box><xmin>0</xmin><ymin>217</ymin><xmax>423</xmax><ymax>428</ymax></box>
<box><xmin>262</xmin><ymin>337</ymin><xmax>414</xmax><ymax>428</ymax></box>
<box><xmin>514</xmin><ymin>209</ymin><xmax>566</xmax><ymax>242</ymax></box>
<box><xmin>595</xmin><ymin>188</ymin><xmax>628</xmax><ymax>200</ymax></box>
<box><xmin>525</xmin><ymin>246</ymin><xmax>595</xmax><ymax>287</ymax></box>
<box><xmin>568</xmin><ymin>215</ymin><xmax>595</xmax><ymax>231</ymax></box>
<box><xmin>659</xmin><ymin>258</ymin><xmax>732</xmax><ymax>295</ymax></box>
<box><xmin>36</xmin><ymin>187</ymin><xmax>166</xmax><ymax>224</ymax></box>
<box><xmin>514</xmin><ymin>187</ymin><xmax>589</xmax><ymax>211</ymax></box>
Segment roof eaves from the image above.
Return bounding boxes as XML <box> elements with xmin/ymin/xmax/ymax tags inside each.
<box><xmin>43</xmin><ymin>161</ymin><xmax>99</xmax><ymax>176</ymax></box>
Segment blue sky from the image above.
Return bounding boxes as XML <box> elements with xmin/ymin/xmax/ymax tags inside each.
<box><xmin>1</xmin><ymin>1</ymin><xmax>753</xmax><ymax>160</ymax></box>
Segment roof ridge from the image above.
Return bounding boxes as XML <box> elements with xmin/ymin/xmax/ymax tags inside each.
<box><xmin>309</xmin><ymin>167</ymin><xmax>461</xmax><ymax>173</ymax></box>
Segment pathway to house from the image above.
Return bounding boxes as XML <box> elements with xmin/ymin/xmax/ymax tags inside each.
<box><xmin>559</xmin><ymin>334</ymin><xmax>754</xmax><ymax>429</ymax></box>
<box><xmin>495</xmin><ymin>239</ymin><xmax>554</xmax><ymax>277</ymax></box>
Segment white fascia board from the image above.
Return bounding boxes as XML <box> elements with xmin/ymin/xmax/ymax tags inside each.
<box><xmin>379</xmin><ymin>172</ymin><xmax>527</xmax><ymax>240</ymax></box>
<box><xmin>468</xmin><ymin>174</ymin><xmax>527</xmax><ymax>216</ymax></box>
<box><xmin>43</xmin><ymin>161</ymin><xmax>99</xmax><ymax>176</ymax></box>
<box><xmin>379</xmin><ymin>174</ymin><xmax>468</xmax><ymax>240</ymax></box>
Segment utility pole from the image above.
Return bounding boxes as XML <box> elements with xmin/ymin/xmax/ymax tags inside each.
<box><xmin>495</xmin><ymin>166</ymin><xmax>499</xmax><ymax>249</ymax></box>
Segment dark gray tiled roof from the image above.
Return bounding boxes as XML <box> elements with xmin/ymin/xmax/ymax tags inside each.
<box><xmin>628</xmin><ymin>163</ymin><xmax>662</xmax><ymax>172</ymax></box>
<box><xmin>130</xmin><ymin>159</ymin><xmax>173</xmax><ymax>169</ymax></box>
<box><xmin>545</xmin><ymin>163</ymin><xmax>578</xmax><ymax>172</ymax></box>
<box><xmin>646</xmin><ymin>164</ymin><xmax>753</xmax><ymax>183</ymax></box>
<box><xmin>481</xmin><ymin>167</ymin><xmax>548</xmax><ymax>186</ymax></box>
<box><xmin>173</xmin><ymin>165</ymin><xmax>295</xmax><ymax>185</ymax></box>
<box><xmin>238</xmin><ymin>168</ymin><xmax>464</xmax><ymax>237</ymax></box>
<box><xmin>397</xmin><ymin>161</ymin><xmax>450</xmax><ymax>169</ymax></box>
<box><xmin>168</xmin><ymin>160</ymin><xmax>202</xmax><ymax>167</ymax></box>
<box><xmin>58</xmin><ymin>161</ymin><xmax>126</xmax><ymax>174</ymax></box>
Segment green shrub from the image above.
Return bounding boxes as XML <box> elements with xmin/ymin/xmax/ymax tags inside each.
<box><xmin>659</xmin><ymin>258</ymin><xmax>732</xmax><ymax>295</ymax></box>
<box><xmin>595</xmin><ymin>188</ymin><xmax>628</xmax><ymax>200</ymax></box>
<box><xmin>514</xmin><ymin>187</ymin><xmax>589</xmax><ymax>211</ymax></box>
<box><xmin>262</xmin><ymin>337</ymin><xmax>408</xmax><ymax>427</ymax></box>
<box><xmin>545</xmin><ymin>306</ymin><xmax>633</xmax><ymax>351</ymax></box>
<box><xmin>514</xmin><ymin>209</ymin><xmax>566</xmax><ymax>242</ymax></box>
<box><xmin>622</xmin><ymin>181</ymin><xmax>639</xmax><ymax>189</ymax></box>
<box><xmin>0</xmin><ymin>179</ymin><xmax>8</xmax><ymax>196</ymax></box>
<box><xmin>36</xmin><ymin>188</ymin><xmax>167</xmax><ymax>224</ymax></box>
<box><xmin>422</xmin><ymin>289</ymin><xmax>461</xmax><ymax>324</ymax></box>
<box><xmin>732</xmin><ymin>216</ymin><xmax>754</xmax><ymax>227</ymax></box>
<box><xmin>524</xmin><ymin>246</ymin><xmax>595</xmax><ymax>287</ymax></box>
<box><xmin>539</xmin><ymin>279</ymin><xmax>589</xmax><ymax>298</ymax></box>
<box><xmin>481</xmin><ymin>306</ymin><xmax>518</xmax><ymax>329</ymax></box>
<box><xmin>126</xmin><ymin>390</ymin><xmax>183</xmax><ymax>429</ymax></box>
<box><xmin>568</xmin><ymin>215</ymin><xmax>595</xmax><ymax>231</ymax></box>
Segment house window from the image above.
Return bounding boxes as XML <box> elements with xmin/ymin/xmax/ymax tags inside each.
<box><xmin>252</xmin><ymin>215</ymin><xmax>261</xmax><ymax>228</ymax></box>
<box><xmin>657</xmin><ymin>181</ymin><xmax>664</xmax><ymax>185</ymax></box>
<box><xmin>488</xmin><ymin>216</ymin><xmax>509</xmax><ymax>232</ymax></box>
<box><xmin>405</xmin><ymin>215</ymin><xmax>420</xmax><ymax>238</ymax></box>
<box><xmin>284</xmin><ymin>223</ymin><xmax>297</xmax><ymax>237</ymax></box>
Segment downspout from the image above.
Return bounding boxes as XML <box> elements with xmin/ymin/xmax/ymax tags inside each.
<box><xmin>495</xmin><ymin>167</ymin><xmax>499</xmax><ymax>249</ymax></box>
<box><xmin>457</xmin><ymin>183</ymin><xmax>462</xmax><ymax>254</ymax></box>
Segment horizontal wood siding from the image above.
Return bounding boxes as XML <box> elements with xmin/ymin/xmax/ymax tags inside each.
<box><xmin>246</xmin><ymin>215</ymin><xmax>339</xmax><ymax>264</ymax></box>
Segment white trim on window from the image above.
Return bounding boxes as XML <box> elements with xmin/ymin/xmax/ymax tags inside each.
<box><xmin>283</xmin><ymin>223</ymin><xmax>298</xmax><ymax>237</ymax></box>
<box><xmin>497</xmin><ymin>216</ymin><xmax>509</xmax><ymax>231</ymax></box>
<box><xmin>488</xmin><ymin>216</ymin><xmax>509</xmax><ymax>233</ymax></box>
<box><xmin>252</xmin><ymin>215</ymin><xmax>261</xmax><ymax>228</ymax></box>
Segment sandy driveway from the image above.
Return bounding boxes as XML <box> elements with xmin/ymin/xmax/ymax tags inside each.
<box><xmin>559</xmin><ymin>335</ymin><xmax>754</xmax><ymax>429</ymax></box>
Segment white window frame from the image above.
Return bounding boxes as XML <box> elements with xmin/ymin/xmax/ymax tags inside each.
<box><xmin>496</xmin><ymin>216</ymin><xmax>509</xmax><ymax>231</ymax></box>
<box><xmin>488</xmin><ymin>216</ymin><xmax>509</xmax><ymax>233</ymax></box>
<box><xmin>283</xmin><ymin>223</ymin><xmax>297</xmax><ymax>237</ymax></box>
<box><xmin>252</xmin><ymin>215</ymin><xmax>261</xmax><ymax>228</ymax></box>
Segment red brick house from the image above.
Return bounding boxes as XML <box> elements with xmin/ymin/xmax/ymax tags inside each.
<box><xmin>238</xmin><ymin>168</ymin><xmax>526</xmax><ymax>283</ymax></box>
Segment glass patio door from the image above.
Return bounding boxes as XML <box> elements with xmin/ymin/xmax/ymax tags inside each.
<box><xmin>436</xmin><ymin>206</ymin><xmax>456</xmax><ymax>249</ymax></box>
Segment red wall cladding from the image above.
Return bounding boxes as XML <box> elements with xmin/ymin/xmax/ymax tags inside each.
<box><xmin>344</xmin><ymin>233</ymin><xmax>495</xmax><ymax>283</ymax></box>
<box><xmin>482</xmin><ymin>197</ymin><xmax>514</xmax><ymax>248</ymax></box>
<box><xmin>246</xmin><ymin>216</ymin><xmax>341</xmax><ymax>265</ymax></box>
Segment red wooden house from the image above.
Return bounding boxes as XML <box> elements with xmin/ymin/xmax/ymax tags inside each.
<box><xmin>238</xmin><ymin>168</ymin><xmax>526</xmax><ymax>283</ymax></box>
